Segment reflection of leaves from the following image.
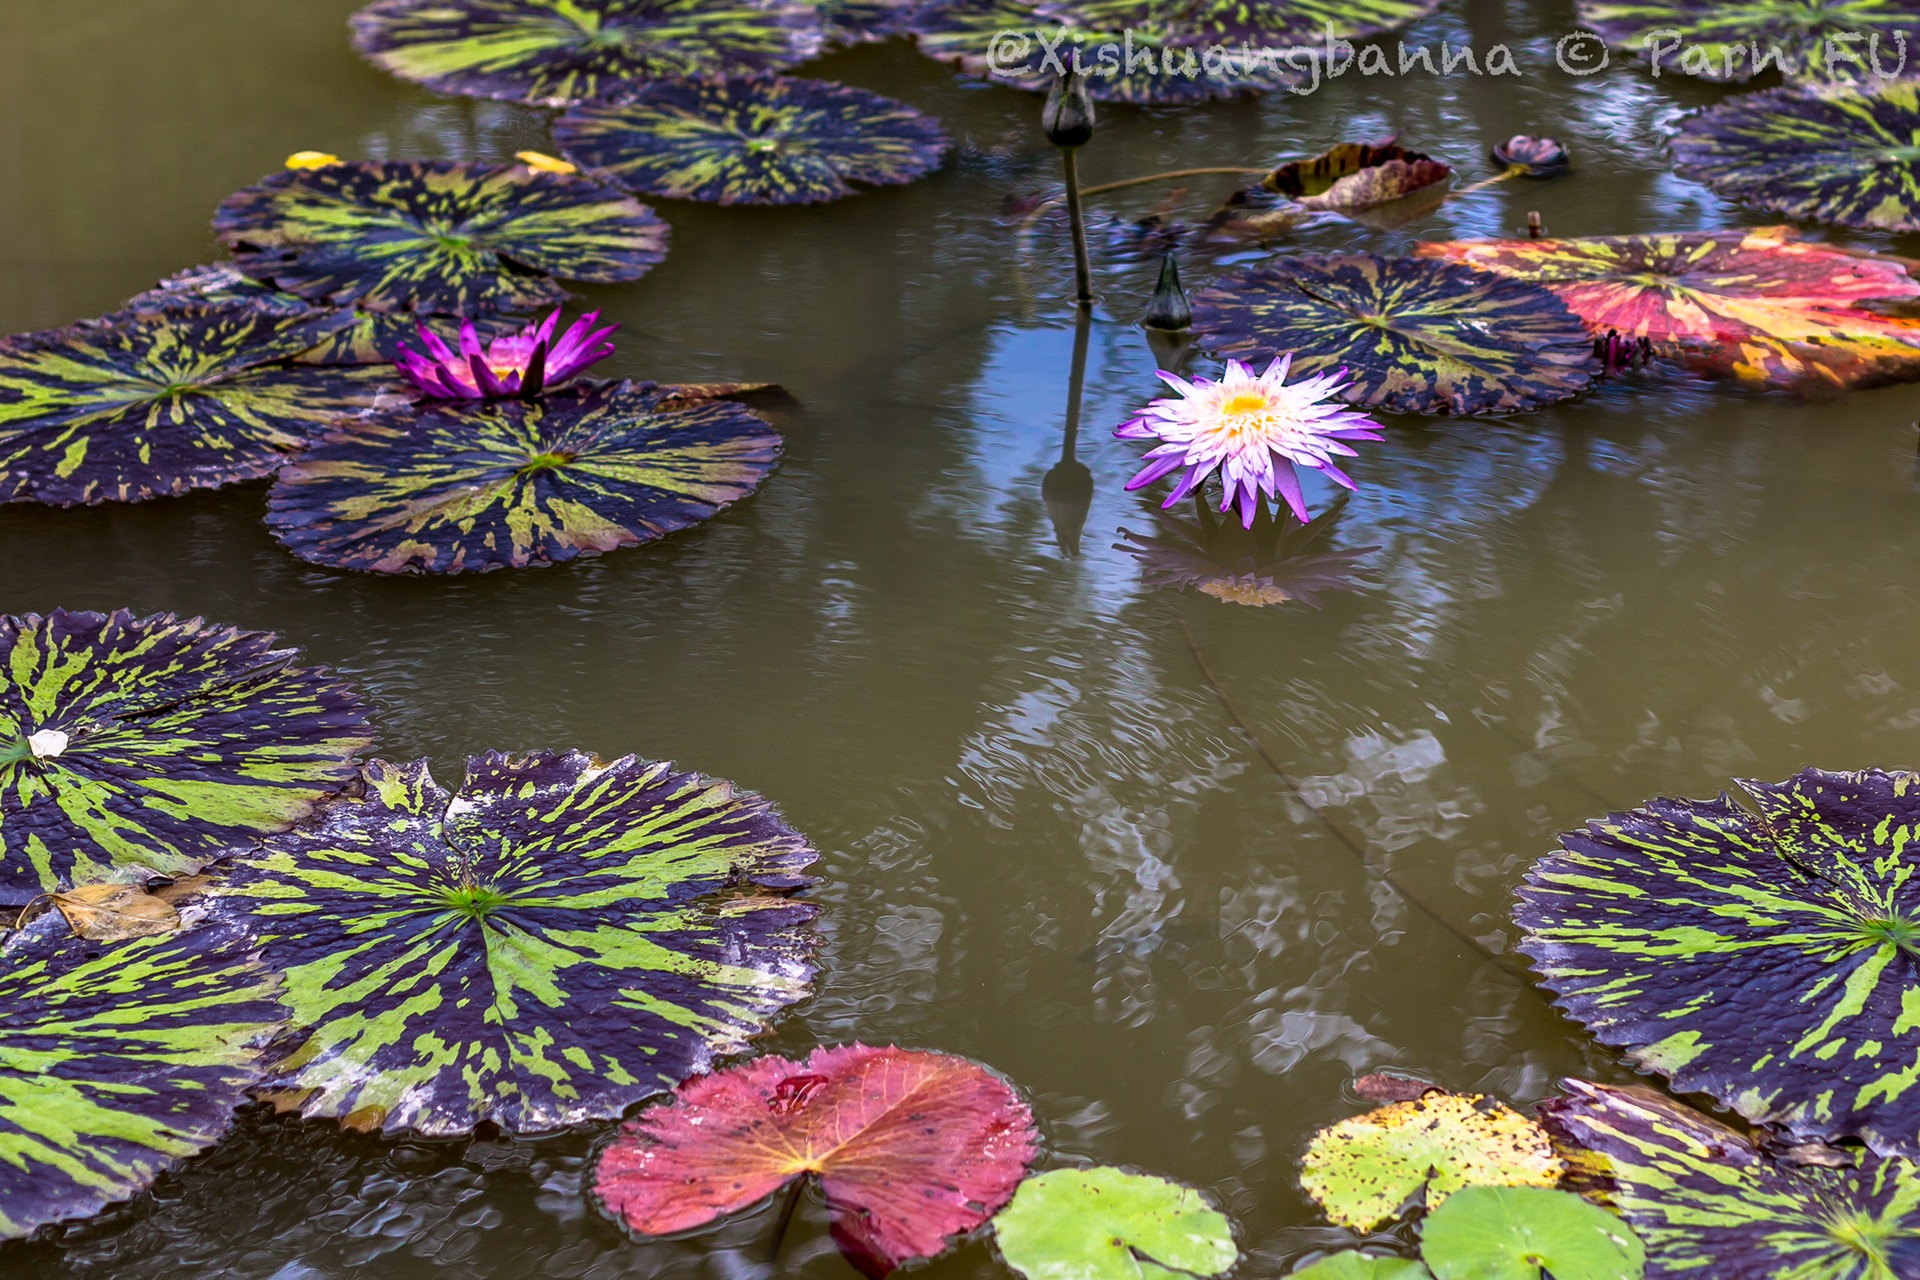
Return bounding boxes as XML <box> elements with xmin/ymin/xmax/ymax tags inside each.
<box><xmin>1301</xmin><ymin>1092</ymin><xmax>1566</xmax><ymax>1233</ymax></box>
<box><xmin>1193</xmin><ymin>252</ymin><xmax>1594</xmax><ymax>415</ymax></box>
<box><xmin>224</xmin><ymin>752</ymin><xmax>819</xmax><ymax>1137</ymax></box>
<box><xmin>215</xmin><ymin>160</ymin><xmax>668</xmax><ymax>314</ymax></box>
<box><xmin>1265</xmin><ymin>140</ymin><xmax>1452</xmax><ymax>212</ymax></box>
<box><xmin>350</xmin><ymin>0</ymin><xmax>826</xmax><ymax>105</ymax></box>
<box><xmin>1540</xmin><ymin>1080</ymin><xmax>1920</xmax><ymax>1278</ymax></box>
<box><xmin>1578</xmin><ymin>0</ymin><xmax>1916</xmax><ymax>82</ymax></box>
<box><xmin>1517</xmin><ymin>767</ymin><xmax>1920</xmax><ymax>1158</ymax></box>
<box><xmin>1671</xmin><ymin>80</ymin><xmax>1920</xmax><ymax>232</ymax></box>
<box><xmin>994</xmin><ymin>1167</ymin><xmax>1238</xmax><ymax>1280</ymax></box>
<box><xmin>591</xmin><ymin>1044</ymin><xmax>1036</xmax><ymax>1277</ymax></box>
<box><xmin>1117</xmin><ymin>501</ymin><xmax>1375</xmax><ymax>608</ymax></box>
<box><xmin>554</xmin><ymin>74</ymin><xmax>948</xmax><ymax>205</ymax></box>
<box><xmin>0</xmin><ymin>917</ymin><xmax>283</xmax><ymax>1240</ymax></box>
<box><xmin>1420</xmin><ymin>1186</ymin><xmax>1643</xmax><ymax>1280</ymax></box>
<box><xmin>1419</xmin><ymin>227</ymin><xmax>1920</xmax><ymax>394</ymax></box>
<box><xmin>266</xmin><ymin>380</ymin><xmax>782</xmax><ymax>575</ymax></box>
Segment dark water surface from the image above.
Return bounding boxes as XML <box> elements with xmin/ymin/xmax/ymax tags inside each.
<box><xmin>5</xmin><ymin>0</ymin><xmax>1920</xmax><ymax>1275</ymax></box>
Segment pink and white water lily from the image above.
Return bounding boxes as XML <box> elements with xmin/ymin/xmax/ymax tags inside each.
<box><xmin>1115</xmin><ymin>355</ymin><xmax>1383</xmax><ymax>527</ymax></box>
<box><xmin>396</xmin><ymin>307</ymin><xmax>618</xmax><ymax>400</ymax></box>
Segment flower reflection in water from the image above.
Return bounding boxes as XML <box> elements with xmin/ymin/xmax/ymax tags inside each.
<box><xmin>1117</xmin><ymin>496</ymin><xmax>1377</xmax><ymax>608</ymax></box>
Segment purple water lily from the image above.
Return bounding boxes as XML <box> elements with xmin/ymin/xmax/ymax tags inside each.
<box><xmin>1116</xmin><ymin>355</ymin><xmax>1384</xmax><ymax>527</ymax></box>
<box><xmin>395</xmin><ymin>307</ymin><xmax>618</xmax><ymax>400</ymax></box>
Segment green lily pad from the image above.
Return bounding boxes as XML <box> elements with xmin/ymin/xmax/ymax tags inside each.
<box><xmin>1420</xmin><ymin>1187</ymin><xmax>1645</xmax><ymax>1280</ymax></box>
<box><xmin>1540</xmin><ymin>1080</ymin><xmax>1920</xmax><ymax>1279</ymax></box>
<box><xmin>1516</xmin><ymin>767</ymin><xmax>1920</xmax><ymax>1159</ymax></box>
<box><xmin>0</xmin><ymin>913</ymin><xmax>283</xmax><ymax>1239</ymax></box>
<box><xmin>122</xmin><ymin>264</ymin><xmax>528</xmax><ymax>365</ymax></box>
<box><xmin>1577</xmin><ymin>0</ymin><xmax>1920</xmax><ymax>82</ymax></box>
<box><xmin>993</xmin><ymin>1167</ymin><xmax>1238</xmax><ymax>1280</ymax></box>
<box><xmin>1670</xmin><ymin>80</ymin><xmax>1920</xmax><ymax>233</ymax></box>
<box><xmin>0</xmin><ymin>608</ymin><xmax>374</xmax><ymax>905</ymax></box>
<box><xmin>905</xmin><ymin>0</ymin><xmax>1308</xmax><ymax>104</ymax></box>
<box><xmin>265</xmin><ymin>379</ymin><xmax>781</xmax><ymax>575</ymax></box>
<box><xmin>219</xmin><ymin>750</ymin><xmax>818</xmax><ymax>1136</ymax></box>
<box><xmin>553</xmin><ymin>74</ymin><xmax>949</xmax><ymax>205</ymax></box>
<box><xmin>213</xmin><ymin>160</ymin><xmax>669</xmax><ymax>315</ymax></box>
<box><xmin>1190</xmin><ymin>252</ymin><xmax>1596</xmax><ymax>416</ymax></box>
<box><xmin>1290</xmin><ymin>1255</ymin><xmax>1432</xmax><ymax>1279</ymax></box>
<box><xmin>0</xmin><ymin>306</ymin><xmax>389</xmax><ymax>506</ymax></box>
<box><xmin>350</xmin><ymin>0</ymin><xmax>826</xmax><ymax>105</ymax></box>
<box><xmin>1301</xmin><ymin>1092</ymin><xmax>1567</xmax><ymax>1233</ymax></box>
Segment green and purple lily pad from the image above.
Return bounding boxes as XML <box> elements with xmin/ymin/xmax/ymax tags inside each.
<box><xmin>219</xmin><ymin>750</ymin><xmax>819</xmax><ymax>1137</ymax></box>
<box><xmin>1670</xmin><ymin>79</ymin><xmax>1920</xmax><ymax>233</ymax></box>
<box><xmin>266</xmin><ymin>379</ymin><xmax>782</xmax><ymax>574</ymax></box>
<box><xmin>350</xmin><ymin>0</ymin><xmax>826</xmax><ymax>105</ymax></box>
<box><xmin>0</xmin><ymin>305</ymin><xmax>390</xmax><ymax>506</ymax></box>
<box><xmin>554</xmin><ymin>74</ymin><xmax>949</xmax><ymax>205</ymax></box>
<box><xmin>1577</xmin><ymin>0</ymin><xmax>1920</xmax><ymax>82</ymax></box>
<box><xmin>0</xmin><ymin>608</ymin><xmax>374</xmax><ymax>904</ymax></box>
<box><xmin>214</xmin><ymin>160</ymin><xmax>668</xmax><ymax>315</ymax></box>
<box><xmin>1517</xmin><ymin>767</ymin><xmax>1920</xmax><ymax>1159</ymax></box>
<box><xmin>1190</xmin><ymin>252</ymin><xmax>1595</xmax><ymax>416</ymax></box>
<box><xmin>0</xmin><ymin>913</ymin><xmax>284</xmax><ymax>1239</ymax></box>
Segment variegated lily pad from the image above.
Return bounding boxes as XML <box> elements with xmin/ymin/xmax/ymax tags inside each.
<box><xmin>1540</xmin><ymin>1080</ymin><xmax>1920</xmax><ymax>1277</ymax></box>
<box><xmin>905</xmin><ymin>0</ymin><xmax>1307</xmax><ymax>103</ymax></box>
<box><xmin>1670</xmin><ymin>79</ymin><xmax>1920</xmax><ymax>233</ymax></box>
<box><xmin>813</xmin><ymin>0</ymin><xmax>914</xmax><ymax>42</ymax></box>
<box><xmin>220</xmin><ymin>751</ymin><xmax>818</xmax><ymax>1137</ymax></box>
<box><xmin>122</xmin><ymin>264</ymin><xmax>527</xmax><ymax>365</ymax></box>
<box><xmin>1517</xmin><ymin>767</ymin><xmax>1920</xmax><ymax>1159</ymax></box>
<box><xmin>0</xmin><ymin>608</ymin><xmax>374</xmax><ymax>904</ymax></box>
<box><xmin>214</xmin><ymin>160</ymin><xmax>668</xmax><ymax>315</ymax></box>
<box><xmin>266</xmin><ymin>379</ymin><xmax>781</xmax><ymax>575</ymax></box>
<box><xmin>554</xmin><ymin>74</ymin><xmax>949</xmax><ymax>205</ymax></box>
<box><xmin>1418</xmin><ymin>227</ymin><xmax>1920</xmax><ymax>394</ymax></box>
<box><xmin>1190</xmin><ymin>252</ymin><xmax>1595</xmax><ymax>415</ymax></box>
<box><xmin>1041</xmin><ymin>0</ymin><xmax>1443</xmax><ymax>58</ymax></box>
<box><xmin>1577</xmin><ymin>0</ymin><xmax>1920</xmax><ymax>82</ymax></box>
<box><xmin>0</xmin><ymin>306</ymin><xmax>389</xmax><ymax>506</ymax></box>
<box><xmin>0</xmin><ymin>914</ymin><xmax>283</xmax><ymax>1239</ymax></box>
<box><xmin>350</xmin><ymin>0</ymin><xmax>826</xmax><ymax>105</ymax></box>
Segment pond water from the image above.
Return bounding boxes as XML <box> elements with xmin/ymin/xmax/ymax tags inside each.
<box><xmin>5</xmin><ymin>0</ymin><xmax>1920</xmax><ymax>1275</ymax></box>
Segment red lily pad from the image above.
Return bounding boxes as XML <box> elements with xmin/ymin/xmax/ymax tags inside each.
<box><xmin>588</xmin><ymin>1043</ymin><xmax>1038</xmax><ymax>1277</ymax></box>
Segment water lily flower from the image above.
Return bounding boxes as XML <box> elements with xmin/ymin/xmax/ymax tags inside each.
<box><xmin>395</xmin><ymin>307</ymin><xmax>618</xmax><ymax>400</ymax></box>
<box><xmin>1491</xmin><ymin>135</ymin><xmax>1570</xmax><ymax>177</ymax></box>
<box><xmin>1115</xmin><ymin>355</ymin><xmax>1383</xmax><ymax>527</ymax></box>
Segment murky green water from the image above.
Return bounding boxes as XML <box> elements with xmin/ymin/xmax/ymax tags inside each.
<box><xmin>6</xmin><ymin>0</ymin><xmax>1920</xmax><ymax>1274</ymax></box>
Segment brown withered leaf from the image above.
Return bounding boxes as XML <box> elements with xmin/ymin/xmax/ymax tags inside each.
<box><xmin>1354</xmin><ymin>1072</ymin><xmax>1443</xmax><ymax>1104</ymax></box>
<box><xmin>1265</xmin><ymin>141</ymin><xmax>1452</xmax><ymax>212</ymax></box>
<box><xmin>48</xmin><ymin>882</ymin><xmax>182</xmax><ymax>941</ymax></box>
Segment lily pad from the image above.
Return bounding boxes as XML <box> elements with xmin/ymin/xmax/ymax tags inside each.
<box><xmin>221</xmin><ymin>751</ymin><xmax>818</xmax><ymax>1137</ymax></box>
<box><xmin>590</xmin><ymin>1044</ymin><xmax>1036</xmax><ymax>1276</ymax></box>
<box><xmin>0</xmin><ymin>608</ymin><xmax>374</xmax><ymax>904</ymax></box>
<box><xmin>1515</xmin><ymin>767</ymin><xmax>1920</xmax><ymax>1159</ymax></box>
<box><xmin>350</xmin><ymin>0</ymin><xmax>826</xmax><ymax>105</ymax></box>
<box><xmin>553</xmin><ymin>74</ymin><xmax>949</xmax><ymax>205</ymax></box>
<box><xmin>1418</xmin><ymin>227</ymin><xmax>1920</xmax><ymax>394</ymax></box>
<box><xmin>993</xmin><ymin>1166</ymin><xmax>1238</xmax><ymax>1280</ymax></box>
<box><xmin>1420</xmin><ymin>1186</ymin><xmax>1645</xmax><ymax>1280</ymax></box>
<box><xmin>1117</xmin><ymin>501</ymin><xmax>1376</xmax><ymax>608</ymax></box>
<box><xmin>905</xmin><ymin>0</ymin><xmax>1308</xmax><ymax>104</ymax></box>
<box><xmin>1291</xmin><ymin>1256</ymin><xmax>1432</xmax><ymax>1280</ymax></box>
<box><xmin>1190</xmin><ymin>252</ymin><xmax>1595</xmax><ymax>416</ymax></box>
<box><xmin>1301</xmin><ymin>1092</ymin><xmax>1567</xmax><ymax>1233</ymax></box>
<box><xmin>214</xmin><ymin>160</ymin><xmax>668</xmax><ymax>315</ymax></box>
<box><xmin>265</xmin><ymin>379</ymin><xmax>781</xmax><ymax>575</ymax></box>
<box><xmin>0</xmin><ymin>914</ymin><xmax>283</xmax><ymax>1239</ymax></box>
<box><xmin>1539</xmin><ymin>1079</ymin><xmax>1920</xmax><ymax>1278</ymax></box>
<box><xmin>1041</xmin><ymin>0</ymin><xmax>1443</xmax><ymax>46</ymax></box>
<box><xmin>1576</xmin><ymin>0</ymin><xmax>1920</xmax><ymax>82</ymax></box>
<box><xmin>122</xmin><ymin>264</ymin><xmax>528</xmax><ymax>366</ymax></box>
<box><xmin>1669</xmin><ymin>79</ymin><xmax>1920</xmax><ymax>233</ymax></box>
<box><xmin>0</xmin><ymin>306</ymin><xmax>389</xmax><ymax>506</ymax></box>
<box><xmin>813</xmin><ymin>0</ymin><xmax>914</xmax><ymax>42</ymax></box>
<box><xmin>1263</xmin><ymin>140</ymin><xmax>1452</xmax><ymax>212</ymax></box>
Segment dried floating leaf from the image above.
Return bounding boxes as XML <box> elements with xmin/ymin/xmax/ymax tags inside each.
<box><xmin>47</xmin><ymin>883</ymin><xmax>181</xmax><ymax>941</ymax></box>
<box><xmin>1301</xmin><ymin>1092</ymin><xmax>1566</xmax><ymax>1233</ymax></box>
<box><xmin>1264</xmin><ymin>140</ymin><xmax>1452</xmax><ymax>212</ymax></box>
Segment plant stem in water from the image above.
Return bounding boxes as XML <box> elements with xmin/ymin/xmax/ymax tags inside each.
<box><xmin>1061</xmin><ymin>149</ymin><xmax>1094</xmax><ymax>306</ymax></box>
<box><xmin>767</xmin><ymin>1176</ymin><xmax>806</xmax><ymax>1266</ymax></box>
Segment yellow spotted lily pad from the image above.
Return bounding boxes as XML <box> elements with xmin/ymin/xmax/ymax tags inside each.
<box><xmin>1300</xmin><ymin>1092</ymin><xmax>1566</xmax><ymax>1233</ymax></box>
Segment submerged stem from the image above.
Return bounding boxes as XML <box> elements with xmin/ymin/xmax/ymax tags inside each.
<box><xmin>1178</xmin><ymin>616</ymin><xmax>1535</xmax><ymax>983</ymax></box>
<box><xmin>766</xmin><ymin>1175</ymin><xmax>806</xmax><ymax>1265</ymax></box>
